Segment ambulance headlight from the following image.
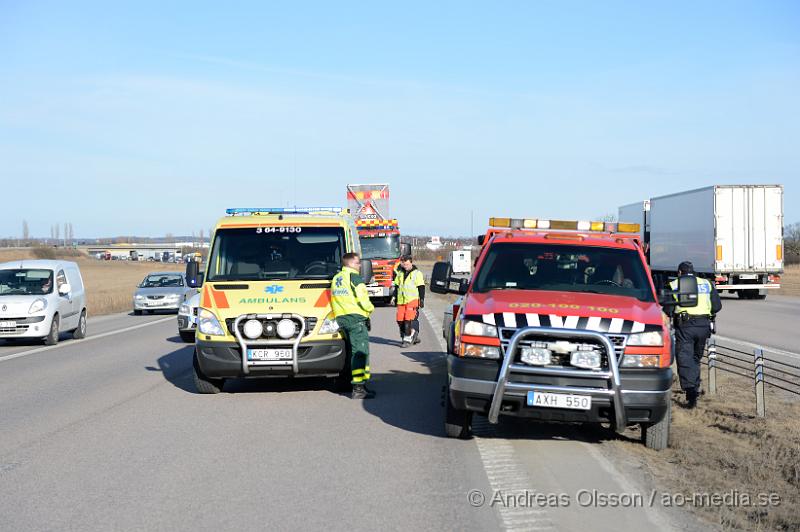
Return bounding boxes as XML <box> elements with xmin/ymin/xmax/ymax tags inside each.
<box><xmin>520</xmin><ymin>346</ymin><xmax>551</xmax><ymax>366</ymax></box>
<box><xmin>462</xmin><ymin>320</ymin><xmax>498</xmax><ymax>337</ymax></box>
<box><xmin>276</xmin><ymin>319</ymin><xmax>297</xmax><ymax>339</ymax></box>
<box><xmin>570</xmin><ymin>350</ymin><xmax>602</xmax><ymax>370</ymax></box>
<box><xmin>198</xmin><ymin>309</ymin><xmax>225</xmax><ymax>336</ymax></box>
<box><xmin>626</xmin><ymin>330</ymin><xmax>664</xmax><ymax>346</ymax></box>
<box><xmin>242</xmin><ymin>319</ymin><xmax>264</xmax><ymax>339</ymax></box>
<box><xmin>318</xmin><ymin>315</ymin><xmax>340</xmax><ymax>335</ymax></box>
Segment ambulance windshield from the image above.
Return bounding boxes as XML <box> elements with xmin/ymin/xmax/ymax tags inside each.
<box><xmin>206</xmin><ymin>227</ymin><xmax>346</xmax><ymax>281</ymax></box>
<box><xmin>473</xmin><ymin>243</ymin><xmax>655</xmax><ymax>302</ymax></box>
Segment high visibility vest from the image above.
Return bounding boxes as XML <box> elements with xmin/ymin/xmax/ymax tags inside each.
<box><xmin>670</xmin><ymin>277</ymin><xmax>713</xmax><ymax>316</ymax></box>
<box><xmin>392</xmin><ymin>261</ymin><xmax>402</xmax><ymax>279</ymax></box>
<box><xmin>331</xmin><ymin>267</ymin><xmax>374</xmax><ymax>318</ymax></box>
<box><xmin>394</xmin><ymin>268</ymin><xmax>425</xmax><ymax>305</ymax></box>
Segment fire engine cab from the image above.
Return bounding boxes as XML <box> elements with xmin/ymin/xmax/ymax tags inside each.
<box><xmin>431</xmin><ymin>217</ymin><xmax>699</xmax><ymax>449</ymax></box>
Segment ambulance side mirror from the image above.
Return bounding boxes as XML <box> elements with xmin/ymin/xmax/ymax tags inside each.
<box><xmin>360</xmin><ymin>260</ymin><xmax>374</xmax><ymax>284</ymax></box>
<box><xmin>186</xmin><ymin>261</ymin><xmax>201</xmax><ymax>288</ymax></box>
<box><xmin>477</xmin><ymin>235</ymin><xmax>486</xmax><ymax>246</ymax></box>
<box><xmin>400</xmin><ymin>243</ymin><xmax>412</xmax><ymax>257</ymax></box>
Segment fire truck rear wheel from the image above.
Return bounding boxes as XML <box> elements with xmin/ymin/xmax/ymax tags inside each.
<box><xmin>193</xmin><ymin>351</ymin><xmax>224</xmax><ymax>394</ymax></box>
<box><xmin>444</xmin><ymin>392</ymin><xmax>473</xmax><ymax>439</ymax></box>
<box><xmin>641</xmin><ymin>399</ymin><xmax>671</xmax><ymax>450</ymax></box>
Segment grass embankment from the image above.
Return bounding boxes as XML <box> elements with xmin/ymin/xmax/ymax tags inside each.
<box><xmin>777</xmin><ymin>265</ymin><xmax>799</xmax><ymax>297</ymax></box>
<box><xmin>613</xmin><ymin>374</ymin><xmax>800</xmax><ymax>531</ymax></box>
<box><xmin>0</xmin><ymin>248</ymin><xmax>182</xmax><ymax>316</ymax></box>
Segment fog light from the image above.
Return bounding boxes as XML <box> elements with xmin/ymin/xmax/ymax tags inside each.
<box><xmin>276</xmin><ymin>319</ymin><xmax>297</xmax><ymax>339</ymax></box>
<box><xmin>242</xmin><ymin>319</ymin><xmax>264</xmax><ymax>339</ymax></box>
<box><xmin>571</xmin><ymin>350</ymin><xmax>602</xmax><ymax>369</ymax></box>
<box><xmin>461</xmin><ymin>344</ymin><xmax>501</xmax><ymax>359</ymax></box>
<box><xmin>520</xmin><ymin>347</ymin><xmax>551</xmax><ymax>365</ymax></box>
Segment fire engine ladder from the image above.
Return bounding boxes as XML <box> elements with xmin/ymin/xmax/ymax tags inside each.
<box><xmin>487</xmin><ymin>327</ymin><xmax>627</xmax><ymax>434</ymax></box>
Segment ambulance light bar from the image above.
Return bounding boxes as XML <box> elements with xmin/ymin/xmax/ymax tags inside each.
<box><xmin>489</xmin><ymin>217</ymin><xmax>640</xmax><ymax>234</ymax></box>
<box><xmin>226</xmin><ymin>207</ymin><xmax>348</xmax><ymax>216</ymax></box>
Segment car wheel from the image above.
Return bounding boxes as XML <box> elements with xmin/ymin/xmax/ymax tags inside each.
<box><xmin>193</xmin><ymin>350</ymin><xmax>224</xmax><ymax>394</ymax></box>
<box><xmin>179</xmin><ymin>330</ymin><xmax>195</xmax><ymax>343</ymax></box>
<box><xmin>73</xmin><ymin>310</ymin><xmax>87</xmax><ymax>339</ymax></box>
<box><xmin>444</xmin><ymin>389</ymin><xmax>473</xmax><ymax>439</ymax></box>
<box><xmin>44</xmin><ymin>315</ymin><xmax>60</xmax><ymax>346</ymax></box>
<box><xmin>134</xmin><ymin>310</ymin><xmax>142</xmax><ymax>316</ymax></box>
<box><xmin>641</xmin><ymin>399</ymin><xmax>671</xmax><ymax>450</ymax></box>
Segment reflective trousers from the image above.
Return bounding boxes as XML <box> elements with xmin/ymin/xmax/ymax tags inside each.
<box><xmin>336</xmin><ymin>314</ymin><xmax>371</xmax><ymax>384</ymax></box>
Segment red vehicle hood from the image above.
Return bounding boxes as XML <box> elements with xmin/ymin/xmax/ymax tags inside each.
<box><xmin>463</xmin><ymin>289</ymin><xmax>664</xmax><ymax>328</ymax></box>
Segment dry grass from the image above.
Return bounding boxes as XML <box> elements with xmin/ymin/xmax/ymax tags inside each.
<box><xmin>610</xmin><ymin>373</ymin><xmax>800</xmax><ymax>531</ymax></box>
<box><xmin>0</xmin><ymin>248</ymin><xmax>182</xmax><ymax>316</ymax></box>
<box><xmin>778</xmin><ymin>265</ymin><xmax>800</xmax><ymax>297</ymax></box>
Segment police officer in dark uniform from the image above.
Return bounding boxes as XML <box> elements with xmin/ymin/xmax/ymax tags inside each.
<box><xmin>668</xmin><ymin>261</ymin><xmax>722</xmax><ymax>408</ymax></box>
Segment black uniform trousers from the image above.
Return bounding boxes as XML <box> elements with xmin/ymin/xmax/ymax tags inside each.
<box><xmin>674</xmin><ymin>316</ymin><xmax>711</xmax><ymax>391</ymax></box>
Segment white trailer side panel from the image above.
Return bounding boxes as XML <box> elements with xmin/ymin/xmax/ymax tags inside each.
<box><xmin>649</xmin><ymin>187</ymin><xmax>717</xmax><ymax>273</ymax></box>
<box><xmin>715</xmin><ymin>185</ymin><xmax>783</xmax><ymax>273</ymax></box>
<box><xmin>618</xmin><ymin>201</ymin><xmax>649</xmax><ymax>241</ymax></box>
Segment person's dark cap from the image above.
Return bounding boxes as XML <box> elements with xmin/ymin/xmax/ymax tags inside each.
<box><xmin>400</xmin><ymin>254</ymin><xmax>413</xmax><ymax>262</ymax></box>
<box><xmin>678</xmin><ymin>261</ymin><xmax>694</xmax><ymax>274</ymax></box>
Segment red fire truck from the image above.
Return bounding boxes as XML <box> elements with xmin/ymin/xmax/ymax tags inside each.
<box><xmin>347</xmin><ymin>184</ymin><xmax>410</xmax><ymax>303</ymax></box>
<box><xmin>431</xmin><ymin>217</ymin><xmax>700</xmax><ymax>450</ymax></box>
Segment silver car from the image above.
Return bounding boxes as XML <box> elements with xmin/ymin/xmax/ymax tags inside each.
<box><xmin>177</xmin><ymin>292</ymin><xmax>200</xmax><ymax>342</ymax></box>
<box><xmin>133</xmin><ymin>272</ymin><xmax>191</xmax><ymax>314</ymax></box>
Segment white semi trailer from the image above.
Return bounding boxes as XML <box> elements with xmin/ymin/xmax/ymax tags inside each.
<box><xmin>619</xmin><ymin>185</ymin><xmax>784</xmax><ymax>300</ymax></box>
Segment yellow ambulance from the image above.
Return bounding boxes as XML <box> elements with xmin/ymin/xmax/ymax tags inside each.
<box><xmin>187</xmin><ymin>208</ymin><xmax>370</xmax><ymax>393</ymax></box>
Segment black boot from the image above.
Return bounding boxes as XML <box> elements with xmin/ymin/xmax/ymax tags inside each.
<box><xmin>685</xmin><ymin>388</ymin><xmax>698</xmax><ymax>409</ymax></box>
<box><xmin>362</xmin><ymin>383</ymin><xmax>377</xmax><ymax>398</ymax></box>
<box><xmin>351</xmin><ymin>383</ymin><xmax>374</xmax><ymax>400</ymax></box>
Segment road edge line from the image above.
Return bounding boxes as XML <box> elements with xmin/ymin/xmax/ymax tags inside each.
<box><xmin>0</xmin><ymin>317</ymin><xmax>174</xmax><ymax>363</ymax></box>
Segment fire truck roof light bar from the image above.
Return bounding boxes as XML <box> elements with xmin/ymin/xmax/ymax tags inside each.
<box><xmin>489</xmin><ymin>217</ymin><xmax>640</xmax><ymax>234</ymax></box>
<box><xmin>226</xmin><ymin>207</ymin><xmax>348</xmax><ymax>216</ymax></box>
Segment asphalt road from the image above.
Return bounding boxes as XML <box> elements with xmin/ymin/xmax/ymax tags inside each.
<box><xmin>715</xmin><ymin>294</ymin><xmax>800</xmax><ymax>356</ymax></box>
<box><xmin>0</xmin><ymin>309</ymin><xmax>701</xmax><ymax>531</ymax></box>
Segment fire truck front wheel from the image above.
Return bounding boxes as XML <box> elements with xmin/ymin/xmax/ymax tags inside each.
<box><xmin>445</xmin><ymin>388</ymin><xmax>473</xmax><ymax>439</ymax></box>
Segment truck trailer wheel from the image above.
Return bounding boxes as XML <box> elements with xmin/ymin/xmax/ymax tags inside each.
<box><xmin>444</xmin><ymin>392</ymin><xmax>473</xmax><ymax>439</ymax></box>
<box><xmin>641</xmin><ymin>400</ymin><xmax>671</xmax><ymax>450</ymax></box>
<box><xmin>193</xmin><ymin>351</ymin><xmax>224</xmax><ymax>394</ymax></box>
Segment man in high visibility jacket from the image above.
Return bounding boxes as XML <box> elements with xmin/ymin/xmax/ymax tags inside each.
<box><xmin>394</xmin><ymin>255</ymin><xmax>425</xmax><ymax>347</ymax></box>
<box><xmin>669</xmin><ymin>261</ymin><xmax>722</xmax><ymax>408</ymax></box>
<box><xmin>331</xmin><ymin>253</ymin><xmax>376</xmax><ymax>400</ymax></box>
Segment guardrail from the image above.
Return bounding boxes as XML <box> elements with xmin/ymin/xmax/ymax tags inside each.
<box><xmin>701</xmin><ymin>338</ymin><xmax>800</xmax><ymax>416</ymax></box>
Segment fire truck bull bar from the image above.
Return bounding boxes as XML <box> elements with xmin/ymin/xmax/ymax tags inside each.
<box><xmin>487</xmin><ymin>327</ymin><xmax>627</xmax><ymax>434</ymax></box>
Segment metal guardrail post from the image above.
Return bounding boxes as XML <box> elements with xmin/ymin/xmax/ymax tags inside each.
<box><xmin>707</xmin><ymin>338</ymin><xmax>717</xmax><ymax>395</ymax></box>
<box><xmin>754</xmin><ymin>348</ymin><xmax>765</xmax><ymax>417</ymax></box>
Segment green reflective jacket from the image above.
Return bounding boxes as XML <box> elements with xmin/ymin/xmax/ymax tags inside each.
<box><xmin>331</xmin><ymin>267</ymin><xmax>375</xmax><ymax>318</ymax></box>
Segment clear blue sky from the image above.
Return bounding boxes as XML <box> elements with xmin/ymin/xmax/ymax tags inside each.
<box><xmin>1</xmin><ymin>1</ymin><xmax>798</xmax><ymax>238</ymax></box>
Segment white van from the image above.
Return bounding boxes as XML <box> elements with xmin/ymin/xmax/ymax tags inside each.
<box><xmin>0</xmin><ymin>260</ymin><xmax>88</xmax><ymax>345</ymax></box>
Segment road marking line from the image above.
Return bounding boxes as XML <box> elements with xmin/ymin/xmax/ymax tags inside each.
<box><xmin>422</xmin><ymin>307</ymin><xmax>555</xmax><ymax>531</ymax></box>
<box><xmin>0</xmin><ymin>317</ymin><xmax>174</xmax><ymax>363</ymax></box>
<box><xmin>714</xmin><ymin>335</ymin><xmax>800</xmax><ymax>359</ymax></box>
